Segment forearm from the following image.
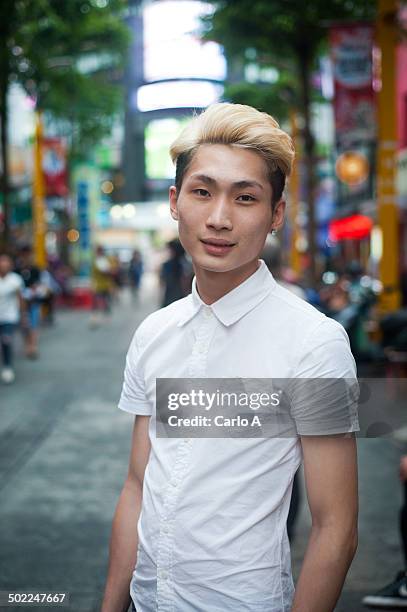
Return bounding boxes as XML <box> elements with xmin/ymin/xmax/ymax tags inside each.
<box><xmin>101</xmin><ymin>479</ymin><xmax>143</xmax><ymax>612</ymax></box>
<box><xmin>291</xmin><ymin>525</ymin><xmax>357</xmax><ymax>612</ymax></box>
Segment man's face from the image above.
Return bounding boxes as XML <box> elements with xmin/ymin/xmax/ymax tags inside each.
<box><xmin>20</xmin><ymin>250</ymin><xmax>33</xmax><ymax>266</ymax></box>
<box><xmin>169</xmin><ymin>144</ymin><xmax>284</xmax><ymax>275</ymax></box>
<box><xmin>0</xmin><ymin>255</ymin><xmax>12</xmax><ymax>276</ymax></box>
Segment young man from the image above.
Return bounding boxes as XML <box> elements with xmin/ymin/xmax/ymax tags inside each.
<box><xmin>0</xmin><ymin>254</ymin><xmax>24</xmax><ymax>383</ymax></box>
<box><xmin>102</xmin><ymin>103</ymin><xmax>358</xmax><ymax>612</ymax></box>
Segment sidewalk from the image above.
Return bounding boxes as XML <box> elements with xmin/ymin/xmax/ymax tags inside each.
<box><xmin>0</xmin><ymin>283</ymin><xmax>404</xmax><ymax>611</ymax></box>
<box><xmin>0</xmin><ymin>285</ymin><xmax>159</xmax><ymax>612</ymax></box>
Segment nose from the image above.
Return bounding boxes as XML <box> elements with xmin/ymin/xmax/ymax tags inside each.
<box><xmin>205</xmin><ymin>196</ymin><xmax>233</xmax><ymax>231</ymax></box>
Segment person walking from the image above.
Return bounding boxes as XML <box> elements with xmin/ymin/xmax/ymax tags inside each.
<box><xmin>128</xmin><ymin>250</ymin><xmax>144</xmax><ymax>300</ymax></box>
<box><xmin>0</xmin><ymin>254</ymin><xmax>24</xmax><ymax>383</ymax></box>
<box><xmin>15</xmin><ymin>246</ymin><xmax>43</xmax><ymax>359</ymax></box>
<box><xmin>90</xmin><ymin>246</ymin><xmax>114</xmax><ymax>328</ymax></box>
<box><xmin>159</xmin><ymin>239</ymin><xmax>191</xmax><ymax>307</ymax></box>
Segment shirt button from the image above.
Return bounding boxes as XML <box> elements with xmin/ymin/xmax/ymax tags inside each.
<box><xmin>162</xmin><ymin>524</ymin><xmax>169</xmax><ymax>534</ymax></box>
<box><xmin>159</xmin><ymin>570</ymin><xmax>168</xmax><ymax>580</ymax></box>
<box><xmin>203</xmin><ymin>307</ymin><xmax>212</xmax><ymax>318</ymax></box>
<box><xmin>171</xmin><ymin>480</ymin><xmax>178</xmax><ymax>487</ymax></box>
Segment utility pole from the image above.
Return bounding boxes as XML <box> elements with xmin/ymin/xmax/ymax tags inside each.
<box><xmin>122</xmin><ymin>0</ymin><xmax>146</xmax><ymax>202</ymax></box>
<box><xmin>289</xmin><ymin>111</ymin><xmax>301</xmax><ymax>276</ymax></box>
<box><xmin>376</xmin><ymin>0</ymin><xmax>401</xmax><ymax>313</ymax></box>
<box><xmin>33</xmin><ymin>111</ymin><xmax>46</xmax><ymax>268</ymax></box>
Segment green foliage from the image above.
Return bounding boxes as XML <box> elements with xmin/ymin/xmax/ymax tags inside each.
<box><xmin>0</xmin><ymin>0</ymin><xmax>130</xmax><ymax>158</ymax></box>
<box><xmin>223</xmin><ymin>80</ymin><xmax>293</xmax><ymax>124</ymax></box>
<box><xmin>205</xmin><ymin>0</ymin><xmax>376</xmax><ymax>116</ymax></box>
<box><xmin>205</xmin><ymin>0</ymin><xmax>376</xmax><ymax>59</ymax></box>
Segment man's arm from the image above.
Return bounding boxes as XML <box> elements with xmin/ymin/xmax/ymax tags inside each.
<box><xmin>101</xmin><ymin>415</ymin><xmax>151</xmax><ymax>612</ymax></box>
<box><xmin>291</xmin><ymin>434</ymin><xmax>358</xmax><ymax>612</ymax></box>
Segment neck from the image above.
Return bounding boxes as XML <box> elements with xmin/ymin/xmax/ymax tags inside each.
<box><xmin>194</xmin><ymin>259</ymin><xmax>260</xmax><ymax>305</ymax></box>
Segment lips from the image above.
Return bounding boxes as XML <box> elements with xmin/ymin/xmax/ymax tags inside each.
<box><xmin>200</xmin><ymin>238</ymin><xmax>236</xmax><ymax>246</ymax></box>
<box><xmin>200</xmin><ymin>237</ymin><xmax>236</xmax><ymax>257</ymax></box>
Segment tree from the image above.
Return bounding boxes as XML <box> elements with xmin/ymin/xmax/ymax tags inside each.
<box><xmin>0</xmin><ymin>0</ymin><xmax>130</xmax><ymax>249</ymax></box>
<box><xmin>204</xmin><ymin>0</ymin><xmax>376</xmax><ymax>285</ymax></box>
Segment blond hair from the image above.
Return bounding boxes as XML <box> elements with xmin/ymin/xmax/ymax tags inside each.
<box><xmin>170</xmin><ymin>103</ymin><xmax>295</xmax><ymax>205</ymax></box>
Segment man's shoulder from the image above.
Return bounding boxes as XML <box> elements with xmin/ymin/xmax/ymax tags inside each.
<box><xmin>5</xmin><ymin>272</ymin><xmax>23</xmax><ymax>287</ymax></box>
<box><xmin>263</xmin><ymin>283</ymin><xmax>350</xmax><ymax>352</ymax></box>
<box><xmin>269</xmin><ymin>281</ymin><xmax>325</xmax><ymax>324</ymax></box>
<box><xmin>136</xmin><ymin>294</ymin><xmax>191</xmax><ymax>344</ymax></box>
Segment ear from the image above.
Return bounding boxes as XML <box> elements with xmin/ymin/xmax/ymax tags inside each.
<box><xmin>169</xmin><ymin>186</ymin><xmax>179</xmax><ymax>220</ymax></box>
<box><xmin>270</xmin><ymin>198</ymin><xmax>286</xmax><ymax>232</ymax></box>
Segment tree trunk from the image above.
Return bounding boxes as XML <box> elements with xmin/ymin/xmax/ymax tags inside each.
<box><xmin>0</xmin><ymin>64</ymin><xmax>10</xmax><ymax>251</ymax></box>
<box><xmin>297</xmin><ymin>44</ymin><xmax>317</xmax><ymax>288</ymax></box>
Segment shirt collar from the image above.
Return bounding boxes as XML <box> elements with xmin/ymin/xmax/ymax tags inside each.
<box><xmin>177</xmin><ymin>259</ymin><xmax>276</xmax><ymax>328</ymax></box>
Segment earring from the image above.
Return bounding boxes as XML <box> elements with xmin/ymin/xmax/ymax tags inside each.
<box><xmin>271</xmin><ymin>229</ymin><xmax>277</xmax><ymax>236</ymax></box>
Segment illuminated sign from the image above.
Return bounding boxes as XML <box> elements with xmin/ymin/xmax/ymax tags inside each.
<box><xmin>143</xmin><ymin>1</ymin><xmax>226</xmax><ymax>82</ymax></box>
<box><xmin>137</xmin><ymin>80</ymin><xmax>223</xmax><ymax>112</ymax></box>
<box><xmin>145</xmin><ymin>118</ymin><xmax>188</xmax><ymax>179</ymax></box>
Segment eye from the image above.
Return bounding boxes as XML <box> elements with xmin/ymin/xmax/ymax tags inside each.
<box><xmin>193</xmin><ymin>188</ymin><xmax>210</xmax><ymax>197</ymax></box>
<box><xmin>236</xmin><ymin>194</ymin><xmax>256</xmax><ymax>203</ymax></box>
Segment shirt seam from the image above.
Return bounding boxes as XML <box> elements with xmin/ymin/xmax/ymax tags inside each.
<box><xmin>279</xmin><ymin>450</ymin><xmax>300</xmax><ymax>610</ymax></box>
<box><xmin>291</xmin><ymin>317</ymin><xmax>334</xmax><ymax>376</ymax></box>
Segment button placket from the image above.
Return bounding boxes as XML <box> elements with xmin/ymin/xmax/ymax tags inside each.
<box><xmin>156</xmin><ymin>436</ymin><xmax>194</xmax><ymax>611</ymax></box>
<box><xmin>188</xmin><ymin>311</ymin><xmax>216</xmax><ymax>378</ymax></box>
<box><xmin>156</xmin><ymin>311</ymin><xmax>216</xmax><ymax>611</ymax></box>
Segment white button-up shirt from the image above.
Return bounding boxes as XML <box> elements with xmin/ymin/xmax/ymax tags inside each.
<box><xmin>119</xmin><ymin>260</ymin><xmax>357</xmax><ymax>612</ymax></box>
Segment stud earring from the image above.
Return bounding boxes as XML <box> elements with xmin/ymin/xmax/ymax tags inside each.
<box><xmin>271</xmin><ymin>229</ymin><xmax>277</xmax><ymax>236</ymax></box>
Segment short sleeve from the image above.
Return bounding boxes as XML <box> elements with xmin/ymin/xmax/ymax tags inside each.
<box><xmin>290</xmin><ymin>318</ymin><xmax>359</xmax><ymax>435</ymax></box>
<box><xmin>14</xmin><ymin>274</ymin><xmax>24</xmax><ymax>292</ymax></box>
<box><xmin>118</xmin><ymin>329</ymin><xmax>152</xmax><ymax>416</ymax></box>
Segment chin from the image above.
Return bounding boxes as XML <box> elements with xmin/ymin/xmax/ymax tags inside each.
<box><xmin>194</xmin><ymin>253</ymin><xmax>249</xmax><ymax>274</ymax></box>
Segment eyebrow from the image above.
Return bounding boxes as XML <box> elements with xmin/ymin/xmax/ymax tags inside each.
<box><xmin>189</xmin><ymin>174</ymin><xmax>264</xmax><ymax>191</ymax></box>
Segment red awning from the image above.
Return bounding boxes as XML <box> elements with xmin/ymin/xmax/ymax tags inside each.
<box><xmin>329</xmin><ymin>214</ymin><xmax>373</xmax><ymax>241</ymax></box>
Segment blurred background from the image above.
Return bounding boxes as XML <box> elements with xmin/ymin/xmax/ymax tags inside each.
<box><xmin>1</xmin><ymin>1</ymin><xmax>407</xmax><ymax>611</ymax></box>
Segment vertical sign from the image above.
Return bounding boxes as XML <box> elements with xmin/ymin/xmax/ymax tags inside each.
<box><xmin>77</xmin><ymin>181</ymin><xmax>91</xmax><ymax>276</ymax></box>
<box><xmin>42</xmin><ymin>138</ymin><xmax>68</xmax><ymax>197</ymax></box>
<box><xmin>329</xmin><ymin>24</ymin><xmax>376</xmax><ymax>145</ymax></box>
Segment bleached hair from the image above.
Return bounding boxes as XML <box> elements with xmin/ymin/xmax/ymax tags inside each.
<box><xmin>169</xmin><ymin>103</ymin><xmax>295</xmax><ymax>205</ymax></box>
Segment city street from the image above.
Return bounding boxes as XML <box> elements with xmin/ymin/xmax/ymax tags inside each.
<box><xmin>0</xmin><ymin>288</ymin><xmax>404</xmax><ymax>612</ymax></box>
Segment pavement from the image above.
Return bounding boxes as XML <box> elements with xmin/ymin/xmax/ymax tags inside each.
<box><xmin>0</xmin><ymin>281</ymin><xmax>405</xmax><ymax>612</ymax></box>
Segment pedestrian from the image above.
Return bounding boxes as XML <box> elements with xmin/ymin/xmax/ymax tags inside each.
<box><xmin>15</xmin><ymin>245</ymin><xmax>43</xmax><ymax>359</ymax></box>
<box><xmin>128</xmin><ymin>250</ymin><xmax>144</xmax><ymax>300</ymax></box>
<box><xmin>101</xmin><ymin>103</ymin><xmax>359</xmax><ymax>612</ymax></box>
<box><xmin>39</xmin><ymin>266</ymin><xmax>61</xmax><ymax>325</ymax></box>
<box><xmin>0</xmin><ymin>254</ymin><xmax>24</xmax><ymax>383</ymax></box>
<box><xmin>362</xmin><ymin>454</ymin><xmax>407</xmax><ymax>608</ymax></box>
<box><xmin>90</xmin><ymin>246</ymin><xmax>114</xmax><ymax>328</ymax></box>
<box><xmin>159</xmin><ymin>239</ymin><xmax>191</xmax><ymax>307</ymax></box>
